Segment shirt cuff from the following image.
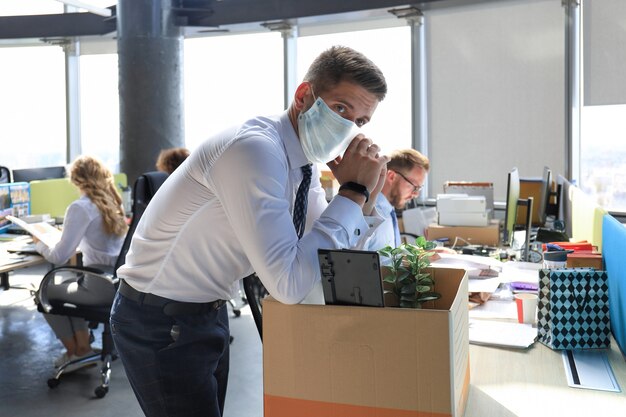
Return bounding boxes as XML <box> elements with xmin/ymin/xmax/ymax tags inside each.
<box><xmin>322</xmin><ymin>195</ymin><xmax>371</xmax><ymax>247</ymax></box>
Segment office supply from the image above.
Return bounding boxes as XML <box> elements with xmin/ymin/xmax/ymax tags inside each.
<box><xmin>5</xmin><ymin>238</ymin><xmax>37</xmax><ymax>254</ymax></box>
<box><xmin>5</xmin><ymin>215</ymin><xmax>61</xmax><ymax>248</ymax></box>
<box><xmin>468</xmin><ymin>319</ymin><xmax>537</xmax><ymax>348</ymax></box>
<box><xmin>11</xmin><ymin>165</ymin><xmax>66</xmax><ymax>183</ymax></box>
<box><xmin>510</xmin><ymin>281</ymin><xmax>539</xmax><ymax>292</ymax></box>
<box><xmin>557</xmin><ymin>174</ymin><xmax>574</xmax><ymax>238</ymax></box>
<box><xmin>562</xmin><ymin>349</ymin><xmax>621</xmax><ymax>392</ymax></box>
<box><xmin>263</xmin><ymin>267</ymin><xmax>469</xmax><ymax>417</ymax></box>
<box><xmin>467</xmin><ymin>276</ymin><xmax>501</xmax><ymax>293</ymax></box>
<box><xmin>603</xmin><ymin>214</ymin><xmax>626</xmax><ymax>356</ymax></box>
<box><xmin>437</xmin><ymin>194</ymin><xmax>487</xmax><ymax>212</ymax></box>
<box><xmin>438</xmin><ymin>210</ymin><xmax>491</xmax><ymax>227</ymax></box>
<box><xmin>443</xmin><ymin>181</ymin><xmax>494</xmax><ymax>212</ymax></box>
<box><xmin>515</xmin><ymin>293</ymin><xmax>538</xmax><ymax>324</ymax></box>
<box><xmin>537</xmin><ymin>166</ymin><xmax>562</xmax><ymax>225</ymax></box>
<box><xmin>401</xmin><ymin>206</ymin><xmax>436</xmax><ymax>237</ymax></box>
<box><xmin>317</xmin><ymin>249</ymin><xmax>384</xmax><ymax>307</ymax></box>
<box><xmin>567</xmin><ymin>251</ymin><xmax>603</xmax><ymax>269</ymax></box>
<box><xmin>469</xmin><ymin>299</ymin><xmax>518</xmax><ymax>320</ymax></box>
<box><xmin>431</xmin><ymin>252</ymin><xmax>503</xmax><ymax>279</ymax></box>
<box><xmin>437</xmin><ymin>194</ymin><xmax>491</xmax><ymax>227</ymax></box>
<box><xmin>426</xmin><ymin>221</ymin><xmax>500</xmax><ymax>247</ymax></box>
<box><xmin>538</xmin><ymin>268</ymin><xmax>610</xmax><ymax>349</ymax></box>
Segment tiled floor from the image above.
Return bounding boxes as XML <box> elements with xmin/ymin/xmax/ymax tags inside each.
<box><xmin>0</xmin><ymin>264</ymin><xmax>263</xmax><ymax>417</ymax></box>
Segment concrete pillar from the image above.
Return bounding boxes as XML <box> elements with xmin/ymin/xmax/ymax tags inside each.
<box><xmin>117</xmin><ymin>0</ymin><xmax>184</xmax><ymax>184</ymax></box>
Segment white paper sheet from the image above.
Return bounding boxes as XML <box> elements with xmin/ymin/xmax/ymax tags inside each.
<box><xmin>468</xmin><ymin>319</ymin><xmax>537</xmax><ymax>348</ymax></box>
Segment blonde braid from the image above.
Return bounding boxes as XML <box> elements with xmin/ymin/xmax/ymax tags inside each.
<box><xmin>69</xmin><ymin>155</ymin><xmax>128</xmax><ymax>236</ymax></box>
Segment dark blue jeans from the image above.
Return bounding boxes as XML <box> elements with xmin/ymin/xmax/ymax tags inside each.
<box><xmin>110</xmin><ymin>291</ymin><xmax>230</xmax><ymax>417</ymax></box>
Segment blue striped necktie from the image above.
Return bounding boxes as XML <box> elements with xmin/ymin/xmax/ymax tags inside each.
<box><xmin>293</xmin><ymin>164</ymin><xmax>312</xmax><ymax>239</ymax></box>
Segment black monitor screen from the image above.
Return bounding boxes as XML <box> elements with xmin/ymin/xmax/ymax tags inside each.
<box><xmin>12</xmin><ymin>166</ymin><xmax>66</xmax><ymax>183</ymax></box>
<box><xmin>537</xmin><ymin>166</ymin><xmax>552</xmax><ymax>226</ymax></box>
<box><xmin>503</xmin><ymin>167</ymin><xmax>520</xmax><ymax>247</ymax></box>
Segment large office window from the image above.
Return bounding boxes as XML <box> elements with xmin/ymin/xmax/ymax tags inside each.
<box><xmin>0</xmin><ymin>0</ymin><xmax>61</xmax><ymax>16</ymax></box>
<box><xmin>580</xmin><ymin>0</ymin><xmax>626</xmax><ymax>212</ymax></box>
<box><xmin>80</xmin><ymin>53</ymin><xmax>120</xmax><ymax>170</ymax></box>
<box><xmin>297</xmin><ymin>25</ymin><xmax>412</xmax><ymax>156</ymax></box>
<box><xmin>184</xmin><ymin>32</ymin><xmax>284</xmax><ymax>150</ymax></box>
<box><xmin>0</xmin><ymin>45</ymin><xmax>67</xmax><ymax>170</ymax></box>
<box><xmin>425</xmin><ymin>0</ymin><xmax>565</xmax><ymax>201</ymax></box>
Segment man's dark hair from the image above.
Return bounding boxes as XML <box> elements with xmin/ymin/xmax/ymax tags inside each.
<box><xmin>156</xmin><ymin>147</ymin><xmax>190</xmax><ymax>174</ymax></box>
<box><xmin>304</xmin><ymin>46</ymin><xmax>387</xmax><ymax>101</ymax></box>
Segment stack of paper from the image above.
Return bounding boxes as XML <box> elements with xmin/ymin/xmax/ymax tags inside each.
<box><xmin>469</xmin><ymin>319</ymin><xmax>537</xmax><ymax>348</ymax></box>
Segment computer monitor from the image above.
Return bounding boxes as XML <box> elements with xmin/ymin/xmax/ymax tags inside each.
<box><xmin>537</xmin><ymin>166</ymin><xmax>563</xmax><ymax>226</ymax></box>
<box><xmin>503</xmin><ymin>168</ymin><xmax>520</xmax><ymax>247</ymax></box>
<box><xmin>557</xmin><ymin>174</ymin><xmax>573</xmax><ymax>237</ymax></box>
<box><xmin>12</xmin><ymin>166</ymin><xmax>66</xmax><ymax>183</ymax></box>
<box><xmin>537</xmin><ymin>166</ymin><xmax>552</xmax><ymax>226</ymax></box>
<box><xmin>503</xmin><ymin>167</ymin><xmax>533</xmax><ymax>261</ymax></box>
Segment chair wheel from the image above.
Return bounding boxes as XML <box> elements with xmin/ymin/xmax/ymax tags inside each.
<box><xmin>233</xmin><ymin>309</ymin><xmax>241</xmax><ymax>317</ymax></box>
<box><xmin>94</xmin><ymin>386</ymin><xmax>108</xmax><ymax>398</ymax></box>
<box><xmin>47</xmin><ymin>378</ymin><xmax>60</xmax><ymax>389</ymax></box>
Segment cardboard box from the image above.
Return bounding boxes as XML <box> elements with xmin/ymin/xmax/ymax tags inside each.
<box><xmin>264</xmin><ymin>268</ymin><xmax>470</xmax><ymax>417</ymax></box>
<box><xmin>427</xmin><ymin>221</ymin><xmax>500</xmax><ymax>246</ymax></box>
<box><xmin>567</xmin><ymin>251</ymin><xmax>603</xmax><ymax>269</ymax></box>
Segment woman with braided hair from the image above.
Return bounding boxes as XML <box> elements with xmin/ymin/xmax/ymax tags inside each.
<box><xmin>34</xmin><ymin>155</ymin><xmax>127</xmax><ymax>371</ymax></box>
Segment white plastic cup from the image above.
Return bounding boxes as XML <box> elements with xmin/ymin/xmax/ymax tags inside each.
<box><xmin>515</xmin><ymin>293</ymin><xmax>538</xmax><ymax>324</ymax></box>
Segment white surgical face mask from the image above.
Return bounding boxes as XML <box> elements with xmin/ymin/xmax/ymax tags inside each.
<box><xmin>298</xmin><ymin>95</ymin><xmax>357</xmax><ymax>164</ymax></box>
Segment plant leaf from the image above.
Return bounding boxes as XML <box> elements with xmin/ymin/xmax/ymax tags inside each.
<box><xmin>417</xmin><ymin>291</ymin><xmax>441</xmax><ymax>302</ymax></box>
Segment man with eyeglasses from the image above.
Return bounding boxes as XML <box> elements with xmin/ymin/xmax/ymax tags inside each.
<box><xmin>367</xmin><ymin>148</ymin><xmax>429</xmax><ymax>249</ymax></box>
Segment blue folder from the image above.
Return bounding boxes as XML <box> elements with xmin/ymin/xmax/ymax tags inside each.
<box><xmin>602</xmin><ymin>214</ymin><xmax>626</xmax><ymax>355</ymax></box>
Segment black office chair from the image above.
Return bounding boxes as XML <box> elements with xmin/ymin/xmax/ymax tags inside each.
<box><xmin>0</xmin><ymin>166</ymin><xmax>11</xmax><ymax>183</ymax></box>
<box><xmin>36</xmin><ymin>171</ymin><xmax>168</xmax><ymax>398</ymax></box>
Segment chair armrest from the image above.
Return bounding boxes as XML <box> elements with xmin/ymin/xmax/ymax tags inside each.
<box><xmin>37</xmin><ymin>265</ymin><xmax>117</xmax><ymax>313</ymax></box>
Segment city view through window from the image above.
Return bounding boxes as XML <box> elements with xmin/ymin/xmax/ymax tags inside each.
<box><xmin>580</xmin><ymin>104</ymin><xmax>626</xmax><ymax>213</ymax></box>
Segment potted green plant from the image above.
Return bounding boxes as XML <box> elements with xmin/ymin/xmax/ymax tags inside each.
<box><xmin>378</xmin><ymin>237</ymin><xmax>441</xmax><ymax>308</ymax></box>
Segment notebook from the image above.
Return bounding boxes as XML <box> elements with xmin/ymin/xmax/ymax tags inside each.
<box><xmin>317</xmin><ymin>249</ymin><xmax>385</xmax><ymax>307</ymax></box>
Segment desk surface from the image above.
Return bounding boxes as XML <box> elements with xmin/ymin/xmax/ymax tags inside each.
<box><xmin>1</xmin><ymin>240</ymin><xmax>46</xmax><ymax>289</ymax></box>
<box><xmin>465</xmin><ymin>339</ymin><xmax>626</xmax><ymax>417</ymax></box>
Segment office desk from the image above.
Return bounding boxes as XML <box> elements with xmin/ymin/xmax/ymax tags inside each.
<box><xmin>465</xmin><ymin>339</ymin><xmax>626</xmax><ymax>417</ymax></box>
<box><xmin>0</xmin><ymin>243</ymin><xmax>45</xmax><ymax>290</ymax></box>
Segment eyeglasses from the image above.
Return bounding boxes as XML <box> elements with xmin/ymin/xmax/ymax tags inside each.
<box><xmin>394</xmin><ymin>171</ymin><xmax>423</xmax><ymax>194</ymax></box>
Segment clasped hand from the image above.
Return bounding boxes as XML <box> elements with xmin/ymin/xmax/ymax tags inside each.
<box><xmin>328</xmin><ymin>135</ymin><xmax>388</xmax><ymax>207</ymax></box>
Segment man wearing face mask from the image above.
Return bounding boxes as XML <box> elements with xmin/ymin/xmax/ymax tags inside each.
<box><xmin>110</xmin><ymin>46</ymin><xmax>389</xmax><ymax>417</ymax></box>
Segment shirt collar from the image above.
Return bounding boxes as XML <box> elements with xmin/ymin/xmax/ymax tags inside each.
<box><xmin>279</xmin><ymin>111</ymin><xmax>309</xmax><ymax>170</ymax></box>
<box><xmin>376</xmin><ymin>192</ymin><xmax>394</xmax><ymax>214</ymax></box>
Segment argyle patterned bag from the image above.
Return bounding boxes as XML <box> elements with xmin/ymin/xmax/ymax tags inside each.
<box><xmin>537</xmin><ymin>268</ymin><xmax>610</xmax><ymax>349</ymax></box>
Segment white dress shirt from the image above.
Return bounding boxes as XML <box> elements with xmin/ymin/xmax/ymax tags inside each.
<box><xmin>118</xmin><ymin>112</ymin><xmax>380</xmax><ymax>304</ymax></box>
<box><xmin>36</xmin><ymin>195</ymin><xmax>124</xmax><ymax>267</ymax></box>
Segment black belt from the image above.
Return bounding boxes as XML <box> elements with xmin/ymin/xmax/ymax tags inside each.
<box><xmin>119</xmin><ymin>280</ymin><xmax>226</xmax><ymax>316</ymax></box>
